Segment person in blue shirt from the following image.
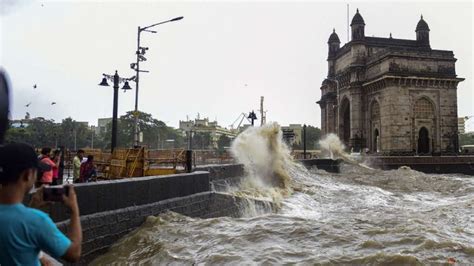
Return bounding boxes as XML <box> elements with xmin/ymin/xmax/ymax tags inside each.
<box><xmin>0</xmin><ymin>143</ymin><xmax>82</xmax><ymax>265</ymax></box>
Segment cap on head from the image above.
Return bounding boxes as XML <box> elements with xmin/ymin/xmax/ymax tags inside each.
<box><xmin>0</xmin><ymin>143</ymin><xmax>51</xmax><ymax>184</ymax></box>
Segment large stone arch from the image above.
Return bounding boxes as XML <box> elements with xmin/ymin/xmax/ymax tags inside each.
<box><xmin>369</xmin><ymin>99</ymin><xmax>381</xmax><ymax>152</ymax></box>
<box><xmin>339</xmin><ymin>97</ymin><xmax>351</xmax><ymax>146</ymax></box>
<box><xmin>413</xmin><ymin>96</ymin><xmax>437</xmax><ymax>154</ymax></box>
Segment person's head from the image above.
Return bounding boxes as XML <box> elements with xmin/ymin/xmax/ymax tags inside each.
<box><xmin>41</xmin><ymin>147</ymin><xmax>51</xmax><ymax>156</ymax></box>
<box><xmin>52</xmin><ymin>149</ymin><xmax>61</xmax><ymax>159</ymax></box>
<box><xmin>87</xmin><ymin>155</ymin><xmax>93</xmax><ymax>162</ymax></box>
<box><xmin>0</xmin><ymin>143</ymin><xmax>51</xmax><ymax>193</ymax></box>
<box><xmin>77</xmin><ymin>149</ymin><xmax>84</xmax><ymax>159</ymax></box>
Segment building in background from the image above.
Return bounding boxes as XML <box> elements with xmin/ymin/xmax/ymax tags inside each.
<box><xmin>318</xmin><ymin>10</ymin><xmax>464</xmax><ymax>154</ymax></box>
<box><xmin>96</xmin><ymin>118</ymin><xmax>112</xmax><ymax>135</ymax></box>
<box><xmin>281</xmin><ymin>124</ymin><xmax>303</xmax><ymax>146</ymax></box>
<box><xmin>76</xmin><ymin>121</ymin><xmax>89</xmax><ymax>128</ymax></box>
<box><xmin>179</xmin><ymin>116</ymin><xmax>236</xmax><ymax>149</ymax></box>
<box><xmin>458</xmin><ymin>117</ymin><xmax>466</xmax><ymax>134</ymax></box>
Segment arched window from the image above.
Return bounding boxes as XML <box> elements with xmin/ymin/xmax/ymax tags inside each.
<box><xmin>414</xmin><ymin>97</ymin><xmax>434</xmax><ymax>119</ymax></box>
<box><xmin>339</xmin><ymin>97</ymin><xmax>351</xmax><ymax>145</ymax></box>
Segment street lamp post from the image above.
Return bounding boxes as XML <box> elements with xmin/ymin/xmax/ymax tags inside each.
<box><xmin>99</xmin><ymin>70</ymin><xmax>134</xmax><ymax>152</ymax></box>
<box><xmin>131</xmin><ymin>16</ymin><xmax>183</xmax><ymax>147</ymax></box>
<box><xmin>248</xmin><ymin>111</ymin><xmax>257</xmax><ymax>126</ymax></box>
<box><xmin>303</xmin><ymin>124</ymin><xmax>307</xmax><ymax>159</ymax></box>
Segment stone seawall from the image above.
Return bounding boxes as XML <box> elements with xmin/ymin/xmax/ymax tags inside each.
<box><xmin>37</xmin><ymin>160</ymin><xmax>336</xmax><ymax>264</ymax></box>
<box><xmin>195</xmin><ymin>164</ymin><xmax>245</xmax><ymax>191</ymax></box>
<box><xmin>41</xmin><ymin>171</ymin><xmax>210</xmax><ymax>222</ymax></box>
<box><xmin>194</xmin><ymin>163</ymin><xmax>244</xmax><ymax>181</ymax></box>
<box><xmin>369</xmin><ymin>156</ymin><xmax>474</xmax><ymax>175</ymax></box>
<box><xmin>299</xmin><ymin>159</ymin><xmax>341</xmax><ymax>173</ymax></box>
<box><xmin>56</xmin><ymin>192</ymin><xmax>270</xmax><ymax>264</ymax></box>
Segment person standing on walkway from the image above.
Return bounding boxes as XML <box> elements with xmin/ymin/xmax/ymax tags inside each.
<box><xmin>0</xmin><ymin>143</ymin><xmax>82</xmax><ymax>264</ymax></box>
<box><xmin>37</xmin><ymin>148</ymin><xmax>56</xmax><ymax>187</ymax></box>
<box><xmin>79</xmin><ymin>155</ymin><xmax>96</xmax><ymax>183</ymax></box>
<box><xmin>51</xmin><ymin>149</ymin><xmax>62</xmax><ymax>185</ymax></box>
<box><xmin>72</xmin><ymin>150</ymin><xmax>84</xmax><ymax>183</ymax></box>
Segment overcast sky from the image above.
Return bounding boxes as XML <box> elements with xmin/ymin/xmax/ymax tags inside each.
<box><xmin>1</xmin><ymin>0</ymin><xmax>473</xmax><ymax>131</ymax></box>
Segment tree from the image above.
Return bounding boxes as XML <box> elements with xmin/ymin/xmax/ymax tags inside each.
<box><xmin>459</xmin><ymin>133</ymin><xmax>474</xmax><ymax>146</ymax></box>
<box><xmin>192</xmin><ymin>132</ymin><xmax>212</xmax><ymax>149</ymax></box>
<box><xmin>57</xmin><ymin>117</ymin><xmax>92</xmax><ymax>150</ymax></box>
<box><xmin>5</xmin><ymin>117</ymin><xmax>56</xmax><ymax>147</ymax></box>
<box><xmin>101</xmin><ymin>111</ymin><xmax>185</xmax><ymax>150</ymax></box>
<box><xmin>217</xmin><ymin>134</ymin><xmax>231</xmax><ymax>152</ymax></box>
<box><xmin>292</xmin><ymin>125</ymin><xmax>321</xmax><ymax>150</ymax></box>
<box><xmin>4</xmin><ymin>117</ymin><xmax>94</xmax><ymax>150</ymax></box>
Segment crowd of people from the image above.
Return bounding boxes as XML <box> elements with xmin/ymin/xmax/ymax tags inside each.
<box><xmin>72</xmin><ymin>150</ymin><xmax>97</xmax><ymax>183</ymax></box>
<box><xmin>31</xmin><ymin>148</ymin><xmax>97</xmax><ymax>187</ymax></box>
<box><xmin>1</xmin><ymin>145</ymin><xmax>98</xmax><ymax>264</ymax></box>
<box><xmin>0</xmin><ymin>143</ymin><xmax>83</xmax><ymax>265</ymax></box>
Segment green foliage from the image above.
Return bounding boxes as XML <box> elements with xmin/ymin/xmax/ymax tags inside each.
<box><xmin>217</xmin><ymin>134</ymin><xmax>231</xmax><ymax>153</ymax></box>
<box><xmin>5</xmin><ymin>117</ymin><xmax>92</xmax><ymax>150</ymax></box>
<box><xmin>292</xmin><ymin>125</ymin><xmax>321</xmax><ymax>150</ymax></box>
<box><xmin>5</xmin><ymin>111</ymin><xmax>185</xmax><ymax>151</ymax></box>
<box><xmin>192</xmin><ymin>132</ymin><xmax>212</xmax><ymax>149</ymax></box>
<box><xmin>100</xmin><ymin>111</ymin><xmax>184</xmax><ymax>150</ymax></box>
<box><xmin>459</xmin><ymin>133</ymin><xmax>474</xmax><ymax>146</ymax></box>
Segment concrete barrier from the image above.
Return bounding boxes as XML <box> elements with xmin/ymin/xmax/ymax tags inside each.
<box><xmin>56</xmin><ymin>192</ymin><xmax>272</xmax><ymax>264</ymax></box>
<box><xmin>39</xmin><ymin>171</ymin><xmax>210</xmax><ymax>222</ymax></box>
<box><xmin>194</xmin><ymin>164</ymin><xmax>244</xmax><ymax>181</ymax></box>
<box><xmin>370</xmin><ymin>156</ymin><xmax>474</xmax><ymax>175</ymax></box>
<box><xmin>33</xmin><ymin>161</ymin><xmax>342</xmax><ymax>264</ymax></box>
<box><xmin>298</xmin><ymin>159</ymin><xmax>341</xmax><ymax>173</ymax></box>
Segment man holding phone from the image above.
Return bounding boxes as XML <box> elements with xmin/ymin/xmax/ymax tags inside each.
<box><xmin>0</xmin><ymin>143</ymin><xmax>83</xmax><ymax>265</ymax></box>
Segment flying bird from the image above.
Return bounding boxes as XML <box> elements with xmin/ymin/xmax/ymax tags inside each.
<box><xmin>51</xmin><ymin>102</ymin><xmax>56</xmax><ymax>105</ymax></box>
<box><xmin>25</xmin><ymin>102</ymin><xmax>32</xmax><ymax>107</ymax></box>
<box><xmin>33</xmin><ymin>84</ymin><xmax>37</xmax><ymax>89</ymax></box>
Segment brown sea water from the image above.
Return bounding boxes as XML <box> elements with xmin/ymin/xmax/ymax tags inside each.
<box><xmin>93</xmin><ymin>127</ymin><xmax>474</xmax><ymax>265</ymax></box>
<box><xmin>93</xmin><ymin>165</ymin><xmax>473</xmax><ymax>265</ymax></box>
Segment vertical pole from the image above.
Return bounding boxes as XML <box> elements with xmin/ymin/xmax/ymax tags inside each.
<box><xmin>156</xmin><ymin>129</ymin><xmax>160</xmax><ymax>150</ymax></box>
<box><xmin>111</xmin><ymin>70</ymin><xmax>119</xmax><ymax>153</ymax></box>
<box><xmin>134</xmin><ymin>27</ymin><xmax>141</xmax><ymax>148</ymax></box>
<box><xmin>186</xmin><ymin>150</ymin><xmax>193</xmax><ymax>173</ymax></box>
<box><xmin>58</xmin><ymin>145</ymin><xmax>65</xmax><ymax>185</ymax></box>
<box><xmin>91</xmin><ymin>130</ymin><xmax>94</xmax><ymax>149</ymax></box>
<box><xmin>74</xmin><ymin>129</ymin><xmax>77</xmax><ymax>151</ymax></box>
<box><xmin>189</xmin><ymin>130</ymin><xmax>193</xmax><ymax>150</ymax></box>
<box><xmin>303</xmin><ymin>124</ymin><xmax>307</xmax><ymax>159</ymax></box>
<box><xmin>347</xmin><ymin>4</ymin><xmax>349</xmax><ymax>42</ymax></box>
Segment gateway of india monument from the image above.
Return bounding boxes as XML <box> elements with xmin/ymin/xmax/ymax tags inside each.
<box><xmin>318</xmin><ymin>9</ymin><xmax>464</xmax><ymax>155</ymax></box>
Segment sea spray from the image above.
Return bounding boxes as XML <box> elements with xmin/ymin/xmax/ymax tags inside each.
<box><xmin>319</xmin><ymin>133</ymin><xmax>375</xmax><ymax>170</ymax></box>
<box><xmin>318</xmin><ymin>133</ymin><xmax>347</xmax><ymax>160</ymax></box>
<box><xmin>230</xmin><ymin>123</ymin><xmax>298</xmax><ymax>206</ymax></box>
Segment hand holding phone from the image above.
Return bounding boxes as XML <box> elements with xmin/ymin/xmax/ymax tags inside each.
<box><xmin>43</xmin><ymin>186</ymin><xmax>70</xmax><ymax>202</ymax></box>
<box><xmin>62</xmin><ymin>185</ymin><xmax>79</xmax><ymax>214</ymax></box>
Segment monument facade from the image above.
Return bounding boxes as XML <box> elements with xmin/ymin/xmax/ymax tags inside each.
<box><xmin>318</xmin><ymin>9</ymin><xmax>464</xmax><ymax>154</ymax></box>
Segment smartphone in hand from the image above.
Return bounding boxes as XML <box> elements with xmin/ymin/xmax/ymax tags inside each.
<box><xmin>43</xmin><ymin>186</ymin><xmax>70</xmax><ymax>202</ymax></box>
